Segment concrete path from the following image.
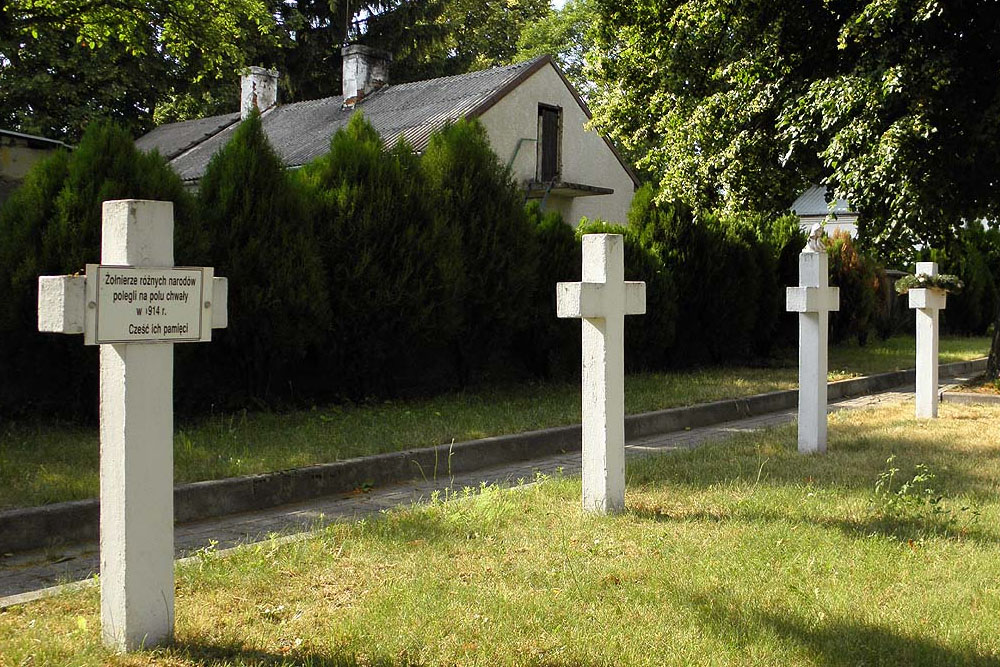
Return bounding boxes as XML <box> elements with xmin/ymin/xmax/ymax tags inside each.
<box><xmin>0</xmin><ymin>379</ymin><xmax>967</xmax><ymax>606</ymax></box>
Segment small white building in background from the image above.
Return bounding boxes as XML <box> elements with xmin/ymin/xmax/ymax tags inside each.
<box><xmin>792</xmin><ymin>184</ymin><xmax>858</xmax><ymax>237</ymax></box>
<box><xmin>136</xmin><ymin>48</ymin><xmax>639</xmax><ymax>226</ymax></box>
<box><xmin>0</xmin><ymin>129</ymin><xmax>70</xmax><ymax>206</ymax></box>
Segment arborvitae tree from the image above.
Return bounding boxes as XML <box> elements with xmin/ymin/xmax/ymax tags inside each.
<box><xmin>827</xmin><ymin>231</ymin><xmax>879</xmax><ymax>345</ymax></box>
<box><xmin>514</xmin><ymin>202</ymin><xmax>581</xmax><ymax>378</ymax></box>
<box><xmin>576</xmin><ymin>218</ymin><xmax>677</xmax><ymax>372</ymax></box>
<box><xmin>421</xmin><ymin>118</ymin><xmax>537</xmax><ymax>384</ymax></box>
<box><xmin>0</xmin><ymin>122</ymin><xmax>196</xmax><ymax>418</ymax></box>
<box><xmin>197</xmin><ymin>111</ymin><xmax>329</xmax><ymax>405</ymax></box>
<box><xmin>299</xmin><ymin>113</ymin><xmax>450</xmax><ymax>397</ymax></box>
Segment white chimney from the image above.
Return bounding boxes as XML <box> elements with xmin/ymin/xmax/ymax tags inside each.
<box><xmin>342</xmin><ymin>45</ymin><xmax>391</xmax><ymax>104</ymax></box>
<box><xmin>240</xmin><ymin>66</ymin><xmax>279</xmax><ymax>119</ymax></box>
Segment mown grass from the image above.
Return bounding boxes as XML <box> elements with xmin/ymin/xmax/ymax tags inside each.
<box><xmin>3</xmin><ymin>400</ymin><xmax>999</xmax><ymax>665</ymax></box>
<box><xmin>0</xmin><ymin>335</ymin><xmax>990</xmax><ymax>510</ymax></box>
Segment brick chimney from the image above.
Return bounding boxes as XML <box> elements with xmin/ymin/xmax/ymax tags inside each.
<box><xmin>342</xmin><ymin>45</ymin><xmax>391</xmax><ymax>105</ymax></box>
<box><xmin>240</xmin><ymin>66</ymin><xmax>279</xmax><ymax>119</ymax></box>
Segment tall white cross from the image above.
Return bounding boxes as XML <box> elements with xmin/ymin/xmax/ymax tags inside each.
<box><xmin>909</xmin><ymin>261</ymin><xmax>947</xmax><ymax>418</ymax></box>
<box><xmin>556</xmin><ymin>234</ymin><xmax>645</xmax><ymax>514</ymax></box>
<box><xmin>38</xmin><ymin>200</ymin><xmax>228</xmax><ymax>652</ymax></box>
<box><xmin>786</xmin><ymin>244</ymin><xmax>840</xmax><ymax>454</ymax></box>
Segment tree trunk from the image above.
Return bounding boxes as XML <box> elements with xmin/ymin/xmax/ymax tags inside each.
<box><xmin>988</xmin><ymin>305</ymin><xmax>1000</xmax><ymax>381</ymax></box>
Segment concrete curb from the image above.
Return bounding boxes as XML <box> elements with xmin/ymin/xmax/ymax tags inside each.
<box><xmin>0</xmin><ymin>358</ymin><xmax>987</xmax><ymax>554</ymax></box>
<box><xmin>941</xmin><ymin>391</ymin><xmax>1000</xmax><ymax>406</ymax></box>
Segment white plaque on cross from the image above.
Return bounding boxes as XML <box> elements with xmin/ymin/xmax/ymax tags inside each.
<box><xmin>786</xmin><ymin>244</ymin><xmax>839</xmax><ymax>454</ymax></box>
<box><xmin>37</xmin><ymin>200</ymin><xmax>228</xmax><ymax>652</ymax></box>
<box><xmin>908</xmin><ymin>261</ymin><xmax>946</xmax><ymax>418</ymax></box>
<box><xmin>557</xmin><ymin>234</ymin><xmax>645</xmax><ymax>514</ymax></box>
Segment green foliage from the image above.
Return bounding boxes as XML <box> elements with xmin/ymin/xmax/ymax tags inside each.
<box><xmin>870</xmin><ymin>455</ymin><xmax>980</xmax><ymax>539</ymax></box>
<box><xmin>0</xmin><ymin>122</ymin><xmax>195</xmax><ymax>417</ymax></box>
<box><xmin>576</xmin><ymin>218</ymin><xmax>676</xmax><ymax>371</ymax></box>
<box><xmin>627</xmin><ymin>187</ymin><xmax>777</xmax><ymax>365</ymax></box>
<box><xmin>299</xmin><ymin>113</ymin><xmax>447</xmax><ymax>396</ymax></box>
<box><xmin>0</xmin><ymin>25</ymin><xmax>167</xmax><ymax>141</ymax></box>
<box><xmin>196</xmin><ymin>111</ymin><xmax>328</xmax><ymax>404</ymax></box>
<box><xmin>1</xmin><ymin>0</ymin><xmax>276</xmax><ymax>139</ymax></box>
<box><xmin>826</xmin><ymin>232</ymin><xmax>879</xmax><ymax>346</ymax></box>
<box><xmin>516</xmin><ymin>0</ymin><xmax>597</xmax><ymax>94</ymax></box>
<box><xmin>421</xmin><ymin>118</ymin><xmax>537</xmax><ymax>384</ymax></box>
<box><xmin>5</xmin><ymin>0</ymin><xmax>274</xmax><ymax>82</ymax></box>
<box><xmin>590</xmin><ymin>1</ymin><xmax>1000</xmax><ymax>260</ymax></box>
<box><xmin>915</xmin><ymin>228</ymin><xmax>998</xmax><ymax>336</ymax></box>
<box><xmin>514</xmin><ymin>203</ymin><xmax>581</xmax><ymax>378</ymax></box>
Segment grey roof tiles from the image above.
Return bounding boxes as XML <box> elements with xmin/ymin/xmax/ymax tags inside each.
<box><xmin>138</xmin><ymin>56</ymin><xmax>549</xmax><ymax>182</ymax></box>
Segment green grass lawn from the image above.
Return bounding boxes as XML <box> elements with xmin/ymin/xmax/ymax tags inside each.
<box><xmin>3</xmin><ymin>400</ymin><xmax>999</xmax><ymax>665</ymax></box>
<box><xmin>0</xmin><ymin>335</ymin><xmax>990</xmax><ymax>510</ymax></box>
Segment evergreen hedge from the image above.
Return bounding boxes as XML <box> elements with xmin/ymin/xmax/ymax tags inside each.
<box><xmin>420</xmin><ymin>119</ymin><xmax>538</xmax><ymax>385</ymax></box>
<box><xmin>299</xmin><ymin>115</ymin><xmax>446</xmax><ymax>396</ymax></box>
<box><xmin>0</xmin><ymin>122</ymin><xmax>196</xmax><ymax>418</ymax></box>
<box><xmin>14</xmin><ymin>115</ymin><xmax>988</xmax><ymax>421</ymax></box>
<box><xmin>194</xmin><ymin>111</ymin><xmax>329</xmax><ymax>406</ymax></box>
<box><xmin>919</xmin><ymin>226</ymin><xmax>999</xmax><ymax>336</ymax></box>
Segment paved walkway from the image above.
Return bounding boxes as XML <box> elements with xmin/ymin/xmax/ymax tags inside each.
<box><xmin>0</xmin><ymin>379</ymin><xmax>965</xmax><ymax>606</ymax></box>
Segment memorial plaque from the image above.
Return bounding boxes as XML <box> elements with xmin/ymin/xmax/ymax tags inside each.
<box><xmin>85</xmin><ymin>264</ymin><xmax>213</xmax><ymax>345</ymax></box>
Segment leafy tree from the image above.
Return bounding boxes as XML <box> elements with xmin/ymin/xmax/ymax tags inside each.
<box><xmin>197</xmin><ymin>111</ymin><xmax>329</xmax><ymax>404</ymax></box>
<box><xmin>0</xmin><ymin>24</ymin><xmax>167</xmax><ymax>141</ymax></box>
<box><xmin>516</xmin><ymin>0</ymin><xmax>598</xmax><ymax>94</ymax></box>
<box><xmin>0</xmin><ymin>0</ymin><xmax>275</xmax><ymax>140</ymax></box>
<box><xmin>4</xmin><ymin>0</ymin><xmax>274</xmax><ymax>80</ymax></box>
<box><xmin>590</xmin><ymin>0</ymin><xmax>1000</xmax><ymax>377</ymax></box>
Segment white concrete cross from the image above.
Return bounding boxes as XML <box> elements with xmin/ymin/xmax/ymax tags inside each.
<box><xmin>38</xmin><ymin>200</ymin><xmax>228</xmax><ymax>652</ymax></box>
<box><xmin>556</xmin><ymin>234</ymin><xmax>645</xmax><ymax>514</ymax></box>
<box><xmin>908</xmin><ymin>261</ymin><xmax>947</xmax><ymax>418</ymax></box>
<box><xmin>786</xmin><ymin>244</ymin><xmax>840</xmax><ymax>454</ymax></box>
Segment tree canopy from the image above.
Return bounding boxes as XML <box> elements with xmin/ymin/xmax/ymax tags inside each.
<box><xmin>516</xmin><ymin>0</ymin><xmax>597</xmax><ymax>95</ymax></box>
<box><xmin>1</xmin><ymin>0</ymin><xmax>553</xmax><ymax>140</ymax></box>
<box><xmin>589</xmin><ymin>0</ymin><xmax>1000</xmax><ymax>256</ymax></box>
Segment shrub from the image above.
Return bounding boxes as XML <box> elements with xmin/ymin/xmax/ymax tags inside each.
<box><xmin>576</xmin><ymin>218</ymin><xmax>676</xmax><ymax>372</ymax></box>
<box><xmin>196</xmin><ymin>111</ymin><xmax>329</xmax><ymax>405</ymax></box>
<box><xmin>298</xmin><ymin>114</ymin><xmax>449</xmax><ymax>397</ymax></box>
<box><xmin>0</xmin><ymin>122</ymin><xmax>196</xmax><ymax>419</ymax></box>
<box><xmin>628</xmin><ymin>188</ymin><xmax>765</xmax><ymax>365</ymax></box>
<box><xmin>421</xmin><ymin>118</ymin><xmax>537</xmax><ymax>385</ymax></box>
<box><xmin>826</xmin><ymin>231</ymin><xmax>879</xmax><ymax>345</ymax></box>
<box><xmin>514</xmin><ymin>202</ymin><xmax>581</xmax><ymax>378</ymax></box>
<box><xmin>920</xmin><ymin>226</ymin><xmax>999</xmax><ymax>336</ymax></box>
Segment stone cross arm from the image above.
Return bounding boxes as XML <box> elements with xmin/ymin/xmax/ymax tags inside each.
<box><xmin>38</xmin><ymin>274</ymin><xmax>229</xmax><ymax>337</ymax></box>
<box><xmin>786</xmin><ymin>285</ymin><xmax>840</xmax><ymax>314</ymax></box>
<box><xmin>556</xmin><ymin>281</ymin><xmax>646</xmax><ymax>319</ymax></box>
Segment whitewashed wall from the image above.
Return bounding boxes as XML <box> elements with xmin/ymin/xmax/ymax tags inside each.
<box><xmin>478</xmin><ymin>63</ymin><xmax>636</xmax><ymax>226</ymax></box>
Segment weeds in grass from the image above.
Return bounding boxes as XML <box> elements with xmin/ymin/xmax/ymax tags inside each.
<box><xmin>870</xmin><ymin>455</ymin><xmax>980</xmax><ymax>538</ymax></box>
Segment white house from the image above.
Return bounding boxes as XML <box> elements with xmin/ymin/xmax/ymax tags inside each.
<box><xmin>0</xmin><ymin>129</ymin><xmax>70</xmax><ymax>206</ymax></box>
<box><xmin>136</xmin><ymin>47</ymin><xmax>639</xmax><ymax>225</ymax></box>
<box><xmin>791</xmin><ymin>184</ymin><xmax>859</xmax><ymax>237</ymax></box>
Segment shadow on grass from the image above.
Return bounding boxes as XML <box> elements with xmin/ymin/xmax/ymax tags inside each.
<box><xmin>627</xmin><ymin>503</ymin><xmax>998</xmax><ymax>547</ymax></box>
<box><xmin>169</xmin><ymin>640</ymin><xmax>398</xmax><ymax>666</ymax></box>
<box><xmin>629</xmin><ymin>416</ymin><xmax>1000</xmax><ymax>506</ymax></box>
<box><xmin>678</xmin><ymin>587</ymin><xmax>998</xmax><ymax>666</ymax></box>
<box><xmin>169</xmin><ymin>639</ymin><xmax>602</xmax><ymax>667</ymax></box>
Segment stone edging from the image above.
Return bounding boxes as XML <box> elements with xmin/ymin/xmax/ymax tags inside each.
<box><xmin>0</xmin><ymin>358</ymin><xmax>987</xmax><ymax>555</ymax></box>
<box><xmin>941</xmin><ymin>390</ymin><xmax>1000</xmax><ymax>406</ymax></box>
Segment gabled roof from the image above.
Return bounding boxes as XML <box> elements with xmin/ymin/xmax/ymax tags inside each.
<box><xmin>792</xmin><ymin>184</ymin><xmax>856</xmax><ymax>219</ymax></box>
<box><xmin>0</xmin><ymin>129</ymin><xmax>71</xmax><ymax>150</ymax></box>
<box><xmin>136</xmin><ymin>55</ymin><xmax>639</xmax><ymax>186</ymax></box>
